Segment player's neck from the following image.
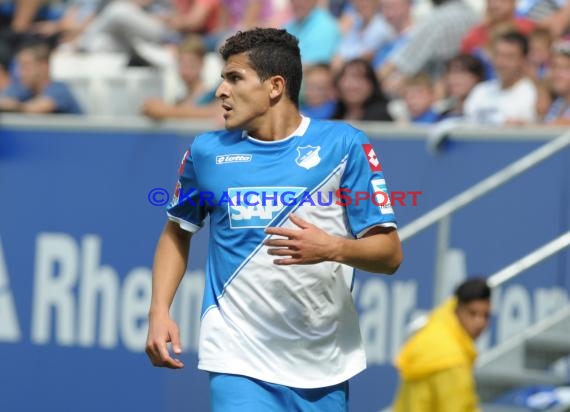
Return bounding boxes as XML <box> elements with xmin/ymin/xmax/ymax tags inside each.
<box><xmin>247</xmin><ymin>105</ymin><xmax>303</xmax><ymax>142</ymax></box>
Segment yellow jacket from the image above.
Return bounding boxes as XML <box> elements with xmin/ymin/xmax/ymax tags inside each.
<box><xmin>392</xmin><ymin>298</ymin><xmax>480</xmax><ymax>412</ymax></box>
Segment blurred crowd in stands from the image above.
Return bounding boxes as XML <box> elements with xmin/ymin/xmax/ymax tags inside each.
<box><xmin>0</xmin><ymin>0</ymin><xmax>570</xmax><ymax>127</ymax></box>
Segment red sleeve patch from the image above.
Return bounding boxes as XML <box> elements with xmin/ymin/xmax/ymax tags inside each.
<box><xmin>361</xmin><ymin>144</ymin><xmax>382</xmax><ymax>172</ymax></box>
<box><xmin>178</xmin><ymin>149</ymin><xmax>190</xmax><ymax>176</ymax></box>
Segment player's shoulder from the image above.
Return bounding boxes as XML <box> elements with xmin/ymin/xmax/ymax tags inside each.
<box><xmin>310</xmin><ymin>118</ymin><xmax>361</xmax><ymax>133</ymax></box>
<box><xmin>309</xmin><ymin>118</ymin><xmax>365</xmax><ymax>141</ymax></box>
<box><xmin>314</xmin><ymin>120</ymin><xmax>371</xmax><ymax>155</ymax></box>
<box><xmin>190</xmin><ymin>128</ymin><xmax>243</xmax><ymax>155</ymax></box>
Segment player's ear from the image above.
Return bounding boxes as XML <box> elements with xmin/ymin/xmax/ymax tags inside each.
<box><xmin>268</xmin><ymin>75</ymin><xmax>286</xmax><ymax>100</ymax></box>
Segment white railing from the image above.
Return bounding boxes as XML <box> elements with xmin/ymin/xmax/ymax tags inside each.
<box><xmin>404</xmin><ymin>231</ymin><xmax>570</xmax><ymax>339</ymax></box>
<box><xmin>475</xmin><ymin>231</ymin><xmax>570</xmax><ymax>366</ymax></box>
<box><xmin>475</xmin><ymin>234</ymin><xmax>570</xmax><ymax>376</ymax></box>
<box><xmin>488</xmin><ymin>231</ymin><xmax>570</xmax><ymax>288</ymax></box>
<box><xmin>398</xmin><ymin>131</ymin><xmax>570</xmax><ymax>304</ymax></box>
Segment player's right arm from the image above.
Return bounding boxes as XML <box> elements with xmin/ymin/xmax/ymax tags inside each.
<box><xmin>145</xmin><ymin>220</ymin><xmax>192</xmax><ymax>369</ymax></box>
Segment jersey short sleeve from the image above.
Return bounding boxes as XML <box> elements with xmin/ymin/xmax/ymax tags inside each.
<box><xmin>340</xmin><ymin>132</ymin><xmax>397</xmax><ymax>238</ymax></box>
<box><xmin>166</xmin><ymin>146</ymin><xmax>209</xmax><ymax>233</ymax></box>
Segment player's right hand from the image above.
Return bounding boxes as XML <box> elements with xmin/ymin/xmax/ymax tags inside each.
<box><xmin>145</xmin><ymin>312</ymin><xmax>184</xmax><ymax>369</ymax></box>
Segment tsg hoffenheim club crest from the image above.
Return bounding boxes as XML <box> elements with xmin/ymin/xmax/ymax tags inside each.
<box><xmin>295</xmin><ymin>146</ymin><xmax>321</xmax><ymax>170</ymax></box>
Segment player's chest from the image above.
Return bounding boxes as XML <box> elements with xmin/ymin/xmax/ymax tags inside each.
<box><xmin>198</xmin><ymin>143</ymin><xmax>342</xmax><ymax>194</ymax></box>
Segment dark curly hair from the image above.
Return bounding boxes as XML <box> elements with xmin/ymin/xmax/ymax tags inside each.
<box><xmin>219</xmin><ymin>28</ymin><xmax>302</xmax><ymax>107</ymax></box>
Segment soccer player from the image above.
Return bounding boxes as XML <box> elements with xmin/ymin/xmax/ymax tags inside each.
<box><xmin>145</xmin><ymin>28</ymin><xmax>403</xmax><ymax>412</ymax></box>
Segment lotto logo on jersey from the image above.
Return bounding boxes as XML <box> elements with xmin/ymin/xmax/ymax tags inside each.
<box><xmin>228</xmin><ymin>186</ymin><xmax>306</xmax><ymax>228</ymax></box>
<box><xmin>362</xmin><ymin>144</ymin><xmax>382</xmax><ymax>172</ymax></box>
<box><xmin>371</xmin><ymin>178</ymin><xmax>394</xmax><ymax>215</ymax></box>
<box><xmin>216</xmin><ymin>154</ymin><xmax>252</xmax><ymax>164</ymax></box>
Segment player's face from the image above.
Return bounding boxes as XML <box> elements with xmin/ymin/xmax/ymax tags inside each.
<box><xmin>216</xmin><ymin>53</ymin><xmax>272</xmax><ymax>131</ymax></box>
<box><xmin>455</xmin><ymin>299</ymin><xmax>491</xmax><ymax>340</ymax></box>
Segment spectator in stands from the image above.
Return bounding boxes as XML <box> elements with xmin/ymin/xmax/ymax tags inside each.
<box><xmin>517</xmin><ymin>0</ymin><xmax>570</xmax><ymax>38</ymax></box>
<box><xmin>463</xmin><ymin>30</ymin><xmax>537</xmax><ymax>125</ymax></box>
<box><xmin>300</xmin><ymin>63</ymin><xmax>337</xmax><ymax>119</ymax></box>
<box><xmin>0</xmin><ymin>43</ymin><xmax>12</xmax><ymax>94</ymax></box>
<box><xmin>0</xmin><ymin>41</ymin><xmax>82</xmax><ymax>114</ymax></box>
<box><xmin>461</xmin><ymin>0</ymin><xmax>535</xmax><ymax>55</ymax></box>
<box><xmin>377</xmin><ymin>0</ymin><xmax>479</xmax><ymax>97</ymax></box>
<box><xmin>76</xmin><ymin>0</ymin><xmax>220</xmax><ymax>63</ymax></box>
<box><xmin>402</xmin><ymin>73</ymin><xmax>439</xmax><ymax>124</ymax></box>
<box><xmin>0</xmin><ymin>0</ymin><xmax>46</xmax><ymax>33</ymax></box>
<box><xmin>208</xmin><ymin>0</ymin><xmax>285</xmax><ymax>52</ymax></box>
<box><xmin>372</xmin><ymin>0</ymin><xmax>413</xmax><ymax>72</ymax></box>
<box><xmin>544</xmin><ymin>37</ymin><xmax>570</xmax><ymax>124</ymax></box>
<box><xmin>392</xmin><ymin>277</ymin><xmax>492</xmax><ymax>412</ymax></box>
<box><xmin>335</xmin><ymin>0</ymin><xmax>357</xmax><ymax>34</ymax></box>
<box><xmin>333</xmin><ymin>58</ymin><xmax>392</xmax><ymax>121</ymax></box>
<box><xmin>269</xmin><ymin>0</ymin><xmax>294</xmax><ymax>28</ymax></box>
<box><xmin>0</xmin><ymin>0</ymin><xmax>62</xmax><ymax>54</ymax></box>
<box><xmin>27</xmin><ymin>0</ymin><xmax>105</xmax><ymax>47</ymax></box>
<box><xmin>535</xmin><ymin>78</ymin><xmax>555</xmax><ymax>122</ymax></box>
<box><xmin>326</xmin><ymin>0</ymin><xmax>349</xmax><ymax>18</ymax></box>
<box><xmin>285</xmin><ymin>0</ymin><xmax>340</xmax><ymax>65</ymax></box>
<box><xmin>331</xmin><ymin>0</ymin><xmax>394</xmax><ymax>72</ymax></box>
<box><xmin>436</xmin><ymin>53</ymin><xmax>486</xmax><ymax>119</ymax></box>
<box><xmin>526</xmin><ymin>27</ymin><xmax>553</xmax><ymax>80</ymax></box>
<box><xmin>141</xmin><ymin>35</ymin><xmax>220</xmax><ymax>120</ymax></box>
<box><xmin>218</xmin><ymin>0</ymin><xmax>274</xmax><ymax>33</ymax></box>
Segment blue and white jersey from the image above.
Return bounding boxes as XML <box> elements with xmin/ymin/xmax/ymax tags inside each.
<box><xmin>167</xmin><ymin>116</ymin><xmax>397</xmax><ymax>388</ymax></box>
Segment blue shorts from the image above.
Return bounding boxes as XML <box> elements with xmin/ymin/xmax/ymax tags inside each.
<box><xmin>209</xmin><ymin>373</ymin><xmax>349</xmax><ymax>412</ymax></box>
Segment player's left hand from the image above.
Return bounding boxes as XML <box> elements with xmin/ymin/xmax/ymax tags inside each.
<box><xmin>264</xmin><ymin>214</ymin><xmax>340</xmax><ymax>265</ymax></box>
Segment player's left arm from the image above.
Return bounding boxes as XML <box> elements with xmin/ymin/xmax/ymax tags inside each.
<box><xmin>264</xmin><ymin>214</ymin><xmax>402</xmax><ymax>275</ymax></box>
<box><xmin>334</xmin><ymin>224</ymin><xmax>402</xmax><ymax>274</ymax></box>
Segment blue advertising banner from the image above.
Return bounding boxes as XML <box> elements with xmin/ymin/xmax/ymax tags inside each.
<box><xmin>1</xmin><ymin>122</ymin><xmax>568</xmax><ymax>412</ymax></box>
